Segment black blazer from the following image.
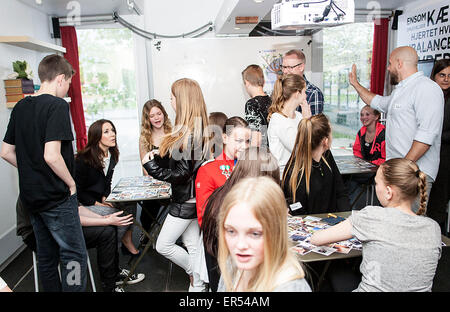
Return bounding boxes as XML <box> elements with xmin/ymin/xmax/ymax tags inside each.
<box><xmin>74</xmin><ymin>156</ymin><xmax>116</xmax><ymax>206</ymax></box>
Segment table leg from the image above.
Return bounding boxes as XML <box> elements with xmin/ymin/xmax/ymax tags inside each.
<box><xmin>122</xmin><ymin>219</ymin><xmax>152</xmax><ymax>287</ymax></box>
<box><xmin>350</xmin><ymin>187</ymin><xmax>366</xmax><ymax>209</ymax></box>
<box><xmin>317</xmin><ymin>261</ymin><xmax>331</xmax><ymax>291</ymax></box>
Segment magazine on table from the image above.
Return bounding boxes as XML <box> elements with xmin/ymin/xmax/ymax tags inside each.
<box><xmin>288</xmin><ymin>215</ymin><xmax>362</xmax><ymax>257</ymax></box>
<box><xmin>106</xmin><ymin>176</ymin><xmax>171</xmax><ymax>202</ymax></box>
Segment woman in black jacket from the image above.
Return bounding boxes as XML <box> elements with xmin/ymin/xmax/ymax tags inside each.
<box><xmin>141</xmin><ymin>78</ymin><xmax>210</xmax><ymax>291</ymax></box>
<box><xmin>75</xmin><ymin>119</ymin><xmax>139</xmax><ymax>255</ymax></box>
<box><xmin>282</xmin><ymin>114</ymin><xmax>350</xmax><ymax>215</ymax></box>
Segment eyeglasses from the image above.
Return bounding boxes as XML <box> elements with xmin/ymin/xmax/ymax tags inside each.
<box><xmin>437</xmin><ymin>73</ymin><xmax>450</xmax><ymax>79</ymax></box>
<box><xmin>281</xmin><ymin>63</ymin><xmax>303</xmax><ymax>70</ymax></box>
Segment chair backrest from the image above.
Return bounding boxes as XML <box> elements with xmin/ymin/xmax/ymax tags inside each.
<box><xmin>32</xmin><ymin>251</ymin><xmax>96</xmax><ymax>292</ymax></box>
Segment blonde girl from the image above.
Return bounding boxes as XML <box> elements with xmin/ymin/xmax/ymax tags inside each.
<box><xmin>311</xmin><ymin>158</ymin><xmax>442</xmax><ymax>292</ymax></box>
<box><xmin>282</xmin><ymin>114</ymin><xmax>349</xmax><ymax>215</ymax></box>
<box><xmin>139</xmin><ymin>99</ymin><xmax>172</xmax><ymax>167</ymax></box>
<box><xmin>217</xmin><ymin>176</ymin><xmax>311</xmax><ymax>292</ymax></box>
<box><xmin>141</xmin><ymin>78</ymin><xmax>210</xmax><ymax>291</ymax></box>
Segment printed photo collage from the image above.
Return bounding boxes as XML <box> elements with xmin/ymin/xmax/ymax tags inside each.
<box><xmin>288</xmin><ymin>215</ymin><xmax>362</xmax><ymax>257</ymax></box>
<box><xmin>335</xmin><ymin>158</ymin><xmax>377</xmax><ymax>172</ymax></box>
<box><xmin>106</xmin><ymin>176</ymin><xmax>171</xmax><ymax>202</ymax></box>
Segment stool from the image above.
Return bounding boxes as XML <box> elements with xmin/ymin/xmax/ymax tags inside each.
<box><xmin>32</xmin><ymin>251</ymin><xmax>96</xmax><ymax>292</ymax></box>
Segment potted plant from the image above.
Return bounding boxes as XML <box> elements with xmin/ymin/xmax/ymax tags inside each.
<box><xmin>9</xmin><ymin>60</ymin><xmax>34</xmax><ymax>80</ymax></box>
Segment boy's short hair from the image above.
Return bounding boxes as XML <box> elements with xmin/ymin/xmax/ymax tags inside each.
<box><xmin>209</xmin><ymin>112</ymin><xmax>228</xmax><ymax>132</ymax></box>
<box><xmin>242</xmin><ymin>65</ymin><xmax>264</xmax><ymax>87</ymax></box>
<box><xmin>38</xmin><ymin>54</ymin><xmax>75</xmax><ymax>82</ymax></box>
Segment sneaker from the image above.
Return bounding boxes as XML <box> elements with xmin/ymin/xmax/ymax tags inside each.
<box><xmin>115</xmin><ymin>268</ymin><xmax>145</xmax><ymax>286</ymax></box>
<box><xmin>188</xmin><ymin>284</ymin><xmax>208</xmax><ymax>292</ymax></box>
<box><xmin>114</xmin><ymin>286</ymin><xmax>125</xmax><ymax>292</ymax></box>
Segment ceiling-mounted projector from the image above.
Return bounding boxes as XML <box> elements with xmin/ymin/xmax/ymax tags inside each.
<box><xmin>271</xmin><ymin>0</ymin><xmax>355</xmax><ymax>30</ymax></box>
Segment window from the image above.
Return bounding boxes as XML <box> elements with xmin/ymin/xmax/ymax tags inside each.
<box><xmin>322</xmin><ymin>22</ymin><xmax>374</xmax><ymax>149</ymax></box>
<box><xmin>77</xmin><ymin>28</ymin><xmax>141</xmax><ymax>185</ymax></box>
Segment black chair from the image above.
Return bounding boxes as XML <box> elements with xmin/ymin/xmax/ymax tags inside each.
<box><xmin>432</xmin><ymin>245</ymin><xmax>450</xmax><ymax>292</ymax></box>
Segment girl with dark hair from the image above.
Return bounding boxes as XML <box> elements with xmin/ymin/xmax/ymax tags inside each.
<box><xmin>311</xmin><ymin>158</ymin><xmax>442</xmax><ymax>292</ymax></box>
<box><xmin>282</xmin><ymin>114</ymin><xmax>350</xmax><ymax>215</ymax></box>
<box><xmin>75</xmin><ymin>119</ymin><xmax>139</xmax><ymax>256</ymax></box>
<box><xmin>428</xmin><ymin>59</ymin><xmax>450</xmax><ymax>233</ymax></box>
<box><xmin>201</xmin><ymin>147</ymin><xmax>280</xmax><ymax>292</ymax></box>
<box><xmin>267</xmin><ymin>74</ymin><xmax>311</xmax><ymax>174</ymax></box>
<box><xmin>195</xmin><ymin>116</ymin><xmax>251</xmax><ymax>227</ymax></box>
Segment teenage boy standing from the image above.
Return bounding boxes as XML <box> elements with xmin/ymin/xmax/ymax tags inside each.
<box><xmin>1</xmin><ymin>54</ymin><xmax>87</xmax><ymax>291</ymax></box>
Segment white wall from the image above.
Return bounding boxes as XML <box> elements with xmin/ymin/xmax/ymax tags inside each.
<box><xmin>0</xmin><ymin>0</ymin><xmax>56</xmax><ymax>266</ymax></box>
<box><xmin>142</xmin><ymin>0</ymin><xmax>223</xmax><ymax>38</ymax></box>
<box><xmin>138</xmin><ymin>0</ymin><xmax>224</xmax><ymax>116</ymax></box>
<box><xmin>151</xmin><ymin>36</ymin><xmax>312</xmax><ymax>123</ymax></box>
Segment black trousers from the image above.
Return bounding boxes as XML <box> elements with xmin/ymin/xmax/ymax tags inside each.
<box><xmin>204</xmin><ymin>248</ymin><xmax>220</xmax><ymax>292</ymax></box>
<box><xmin>427</xmin><ymin>148</ymin><xmax>450</xmax><ymax>233</ymax></box>
<box><xmin>82</xmin><ymin>225</ymin><xmax>119</xmax><ymax>292</ymax></box>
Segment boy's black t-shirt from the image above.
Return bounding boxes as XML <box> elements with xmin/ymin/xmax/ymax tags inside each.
<box><xmin>3</xmin><ymin>94</ymin><xmax>75</xmax><ymax>213</ymax></box>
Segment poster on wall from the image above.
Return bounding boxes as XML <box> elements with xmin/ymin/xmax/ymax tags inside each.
<box><xmin>397</xmin><ymin>1</ymin><xmax>450</xmax><ymax>60</ymax></box>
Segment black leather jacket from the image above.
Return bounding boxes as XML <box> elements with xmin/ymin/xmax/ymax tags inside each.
<box><xmin>143</xmin><ymin>153</ymin><xmax>204</xmax><ymax>219</ymax></box>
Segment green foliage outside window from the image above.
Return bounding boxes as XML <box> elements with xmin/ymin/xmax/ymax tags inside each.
<box><xmin>77</xmin><ymin>28</ymin><xmax>137</xmax><ymax>118</ymax></box>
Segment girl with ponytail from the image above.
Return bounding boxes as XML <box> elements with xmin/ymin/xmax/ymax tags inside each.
<box><xmin>267</xmin><ymin>74</ymin><xmax>311</xmax><ymax>174</ymax></box>
<box><xmin>310</xmin><ymin>158</ymin><xmax>442</xmax><ymax>292</ymax></box>
<box><xmin>282</xmin><ymin>114</ymin><xmax>349</xmax><ymax>215</ymax></box>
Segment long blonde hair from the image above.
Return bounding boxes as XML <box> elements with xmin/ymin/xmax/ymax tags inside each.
<box><xmin>267</xmin><ymin>74</ymin><xmax>305</xmax><ymax>120</ymax></box>
<box><xmin>140</xmin><ymin>99</ymin><xmax>172</xmax><ymax>152</ymax></box>
<box><xmin>380</xmin><ymin>158</ymin><xmax>428</xmax><ymax>215</ymax></box>
<box><xmin>217</xmin><ymin>176</ymin><xmax>305</xmax><ymax>292</ymax></box>
<box><xmin>159</xmin><ymin>78</ymin><xmax>210</xmax><ymax>159</ymax></box>
<box><xmin>282</xmin><ymin>114</ymin><xmax>331</xmax><ymax>202</ymax></box>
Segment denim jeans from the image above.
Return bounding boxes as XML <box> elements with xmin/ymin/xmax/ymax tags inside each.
<box><xmin>29</xmin><ymin>194</ymin><xmax>87</xmax><ymax>292</ymax></box>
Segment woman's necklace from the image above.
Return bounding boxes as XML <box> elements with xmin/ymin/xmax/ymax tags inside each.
<box><xmin>312</xmin><ymin>161</ymin><xmax>324</xmax><ymax>176</ymax></box>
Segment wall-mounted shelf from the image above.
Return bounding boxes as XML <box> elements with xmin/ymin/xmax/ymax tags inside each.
<box><xmin>0</xmin><ymin>36</ymin><xmax>66</xmax><ymax>54</ymax></box>
<box><xmin>6</xmin><ymin>96</ymin><xmax>71</xmax><ymax>109</ymax></box>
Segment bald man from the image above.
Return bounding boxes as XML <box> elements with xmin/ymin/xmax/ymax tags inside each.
<box><xmin>282</xmin><ymin>49</ymin><xmax>324</xmax><ymax>115</ymax></box>
<box><xmin>349</xmin><ymin>46</ymin><xmax>444</xmax><ymax>211</ymax></box>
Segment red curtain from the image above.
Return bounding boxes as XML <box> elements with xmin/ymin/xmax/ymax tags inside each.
<box><xmin>370</xmin><ymin>18</ymin><xmax>390</xmax><ymax>96</ymax></box>
<box><xmin>60</xmin><ymin>26</ymin><xmax>87</xmax><ymax>151</ymax></box>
